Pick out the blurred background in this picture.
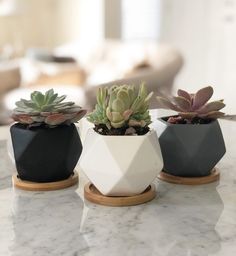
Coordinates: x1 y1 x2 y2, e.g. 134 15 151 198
0 0 235 124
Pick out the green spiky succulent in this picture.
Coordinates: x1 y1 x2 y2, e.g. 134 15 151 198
156 86 226 124
86 87 110 127
87 83 153 135
12 89 86 127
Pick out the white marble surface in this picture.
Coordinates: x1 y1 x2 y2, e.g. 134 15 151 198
0 118 236 256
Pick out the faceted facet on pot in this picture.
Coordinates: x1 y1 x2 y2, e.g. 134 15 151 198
155 119 226 177
79 129 163 196
10 123 82 182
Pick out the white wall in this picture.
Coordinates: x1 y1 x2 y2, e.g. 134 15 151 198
160 0 236 113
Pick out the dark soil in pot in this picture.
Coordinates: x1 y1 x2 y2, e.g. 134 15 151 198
157 117 226 177
163 115 213 124
10 123 82 182
94 124 150 135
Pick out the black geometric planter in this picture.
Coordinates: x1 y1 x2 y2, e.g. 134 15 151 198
155 118 226 177
10 123 82 182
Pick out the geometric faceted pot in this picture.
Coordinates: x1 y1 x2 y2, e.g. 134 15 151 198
155 118 226 177
10 123 82 183
79 129 163 196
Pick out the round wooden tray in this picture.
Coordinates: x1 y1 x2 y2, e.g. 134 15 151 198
12 172 78 191
84 183 156 207
158 168 220 185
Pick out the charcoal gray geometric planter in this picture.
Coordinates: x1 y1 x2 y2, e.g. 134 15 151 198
155 118 226 177
10 123 82 183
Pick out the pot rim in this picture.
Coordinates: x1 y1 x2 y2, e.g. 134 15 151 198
10 122 76 131
87 127 155 138
157 116 218 126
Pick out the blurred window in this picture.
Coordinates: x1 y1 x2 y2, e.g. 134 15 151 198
121 0 161 40
0 0 17 16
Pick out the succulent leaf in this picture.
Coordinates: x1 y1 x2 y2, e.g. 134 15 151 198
54 95 67 103
173 96 191 111
192 86 213 110
177 89 192 102
45 89 54 104
34 92 45 106
178 112 197 119
15 101 27 108
16 115 34 124
198 111 225 119
45 113 68 126
123 109 133 120
198 100 225 113
156 96 181 111
145 92 154 102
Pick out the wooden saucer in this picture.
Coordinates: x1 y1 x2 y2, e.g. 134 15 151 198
158 168 220 185
84 183 156 207
12 172 78 191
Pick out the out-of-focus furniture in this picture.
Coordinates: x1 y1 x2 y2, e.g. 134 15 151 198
0 60 21 98
21 49 87 87
2 40 183 118
83 45 183 110
55 40 184 110
0 60 21 124
55 40 184 87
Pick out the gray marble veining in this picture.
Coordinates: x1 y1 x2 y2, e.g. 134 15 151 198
0 119 236 256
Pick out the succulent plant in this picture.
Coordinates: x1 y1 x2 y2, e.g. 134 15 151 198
156 86 225 123
87 83 153 135
12 89 87 127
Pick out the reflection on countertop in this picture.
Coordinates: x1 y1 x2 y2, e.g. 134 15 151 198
0 119 235 256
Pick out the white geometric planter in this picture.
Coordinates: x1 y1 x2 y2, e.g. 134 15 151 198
79 129 163 196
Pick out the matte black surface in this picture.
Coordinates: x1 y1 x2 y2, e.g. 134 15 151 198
10 123 82 182
156 118 226 177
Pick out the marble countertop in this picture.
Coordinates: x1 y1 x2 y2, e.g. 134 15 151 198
0 118 236 256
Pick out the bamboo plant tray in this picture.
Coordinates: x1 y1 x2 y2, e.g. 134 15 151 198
158 168 220 185
12 172 78 191
84 183 156 207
